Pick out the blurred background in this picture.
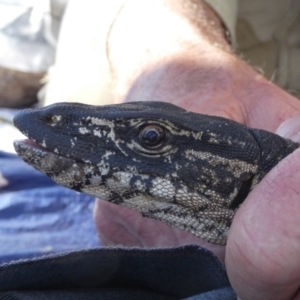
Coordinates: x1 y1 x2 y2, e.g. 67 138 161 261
0 0 101 264
1 0 300 264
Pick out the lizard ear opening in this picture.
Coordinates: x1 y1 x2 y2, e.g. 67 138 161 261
229 176 254 210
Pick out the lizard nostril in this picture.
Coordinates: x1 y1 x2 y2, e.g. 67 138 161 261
45 114 62 126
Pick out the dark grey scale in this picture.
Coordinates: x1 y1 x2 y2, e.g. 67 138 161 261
70 182 85 192
107 192 124 205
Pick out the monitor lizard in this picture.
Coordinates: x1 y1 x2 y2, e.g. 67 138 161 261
13 101 299 245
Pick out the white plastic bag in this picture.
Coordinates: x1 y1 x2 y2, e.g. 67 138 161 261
0 0 62 72
0 0 67 107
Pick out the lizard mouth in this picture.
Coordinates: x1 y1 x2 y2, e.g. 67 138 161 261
14 138 75 161
15 139 52 153
13 138 79 174
13 139 54 161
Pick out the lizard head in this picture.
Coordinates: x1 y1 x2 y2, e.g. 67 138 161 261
13 101 264 245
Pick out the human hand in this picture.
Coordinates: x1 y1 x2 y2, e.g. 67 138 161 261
93 0 300 298
226 116 300 300
93 73 300 300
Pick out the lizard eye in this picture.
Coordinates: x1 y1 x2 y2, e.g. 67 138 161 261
140 125 166 148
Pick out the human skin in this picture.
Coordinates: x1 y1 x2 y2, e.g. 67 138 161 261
93 0 300 299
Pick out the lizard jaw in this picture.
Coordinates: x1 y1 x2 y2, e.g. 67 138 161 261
13 139 119 202
14 139 80 176
13 139 94 192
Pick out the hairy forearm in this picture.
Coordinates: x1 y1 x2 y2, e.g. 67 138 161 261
106 0 300 132
107 0 232 101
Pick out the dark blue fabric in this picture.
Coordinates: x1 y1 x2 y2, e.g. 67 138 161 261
0 151 100 262
0 245 235 299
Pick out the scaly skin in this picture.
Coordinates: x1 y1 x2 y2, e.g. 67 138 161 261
13 101 299 245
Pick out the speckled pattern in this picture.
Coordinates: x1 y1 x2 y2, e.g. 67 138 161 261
13 101 299 245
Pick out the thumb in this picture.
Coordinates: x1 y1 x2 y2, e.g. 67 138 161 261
226 116 300 300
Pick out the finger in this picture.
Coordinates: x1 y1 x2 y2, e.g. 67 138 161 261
226 118 300 299
276 115 300 143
